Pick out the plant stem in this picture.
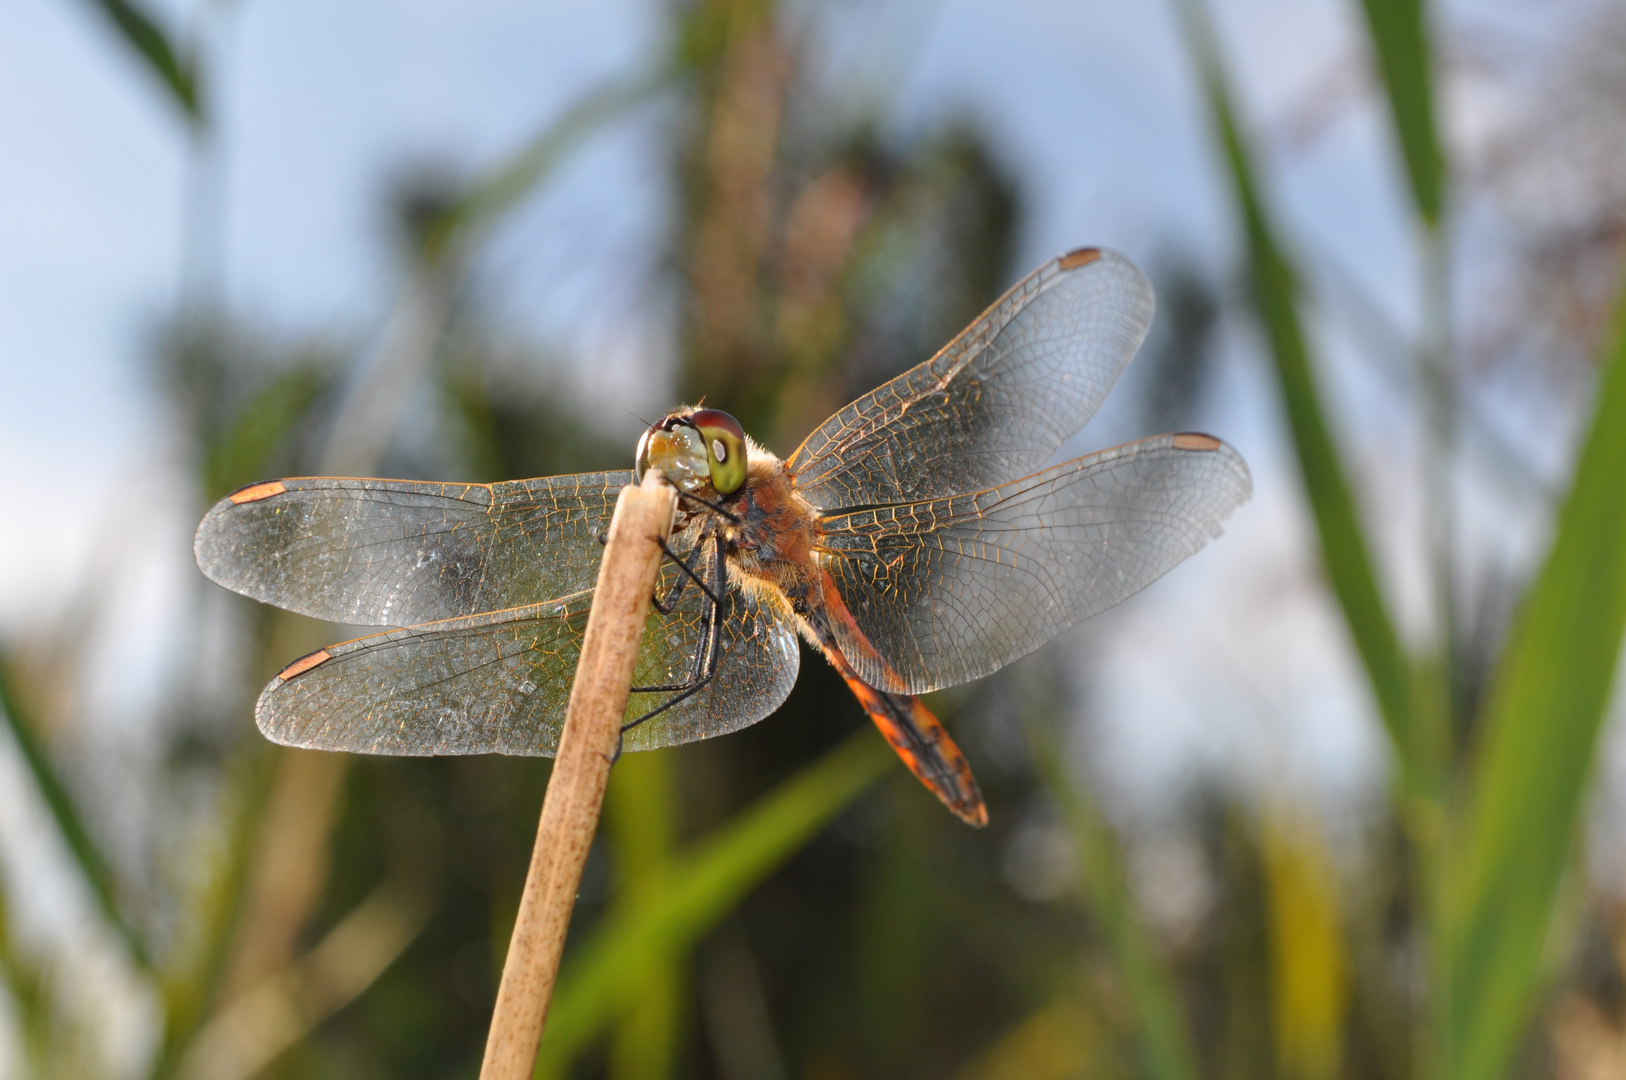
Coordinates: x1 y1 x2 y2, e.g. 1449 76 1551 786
480 472 676 1080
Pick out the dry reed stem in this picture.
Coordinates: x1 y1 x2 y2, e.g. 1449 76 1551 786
479 471 677 1080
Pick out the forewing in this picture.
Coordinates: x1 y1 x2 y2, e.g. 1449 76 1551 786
817 433 1251 693
788 249 1154 508
255 576 800 756
194 472 631 626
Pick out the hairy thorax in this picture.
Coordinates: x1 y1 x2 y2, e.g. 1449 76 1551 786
692 444 826 618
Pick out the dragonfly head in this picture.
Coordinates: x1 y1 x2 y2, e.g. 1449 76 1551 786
635 408 748 496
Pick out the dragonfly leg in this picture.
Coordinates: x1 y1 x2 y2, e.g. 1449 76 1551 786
630 539 726 694
652 536 727 611
650 537 705 615
684 535 728 685
622 538 728 737
633 536 719 693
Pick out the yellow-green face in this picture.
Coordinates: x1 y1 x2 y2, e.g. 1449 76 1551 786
634 408 748 495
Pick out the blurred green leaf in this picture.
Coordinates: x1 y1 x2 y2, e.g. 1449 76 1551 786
674 0 773 72
172 867 437 1080
202 364 325 501
424 71 672 260
76 0 203 122
0 881 53 1072
150 747 279 1080
954 995 1113 1080
1261 812 1348 1080
533 731 891 1078
603 750 684 1080
424 0 772 261
1174 0 1416 770
1352 0 1442 224
0 655 151 971
1446 269 1626 1080
1029 722 1197 1080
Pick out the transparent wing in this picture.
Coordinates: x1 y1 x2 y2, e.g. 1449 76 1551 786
254 574 800 756
816 434 1251 694
194 472 632 626
787 248 1154 508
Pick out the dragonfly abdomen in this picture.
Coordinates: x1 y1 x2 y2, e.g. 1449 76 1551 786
790 564 988 827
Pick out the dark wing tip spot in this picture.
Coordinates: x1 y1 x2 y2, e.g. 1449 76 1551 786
229 480 288 505
1059 247 1103 270
277 649 332 682
1171 432 1223 452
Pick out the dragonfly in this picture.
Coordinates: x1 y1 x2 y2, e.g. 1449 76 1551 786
194 248 1250 827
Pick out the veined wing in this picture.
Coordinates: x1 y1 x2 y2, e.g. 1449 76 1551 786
194 472 631 626
787 248 1153 509
816 433 1251 694
255 574 800 756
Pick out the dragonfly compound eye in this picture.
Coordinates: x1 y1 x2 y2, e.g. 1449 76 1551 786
689 408 747 494
636 416 712 492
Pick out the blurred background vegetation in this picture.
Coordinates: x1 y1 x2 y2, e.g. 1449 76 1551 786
3 0 1626 1078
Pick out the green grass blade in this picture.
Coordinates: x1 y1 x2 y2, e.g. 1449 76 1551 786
76 0 202 121
1352 0 1442 224
1446 271 1626 1080
1173 0 1416 765
1030 727 1197 1080
0 654 151 970
533 731 892 1078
